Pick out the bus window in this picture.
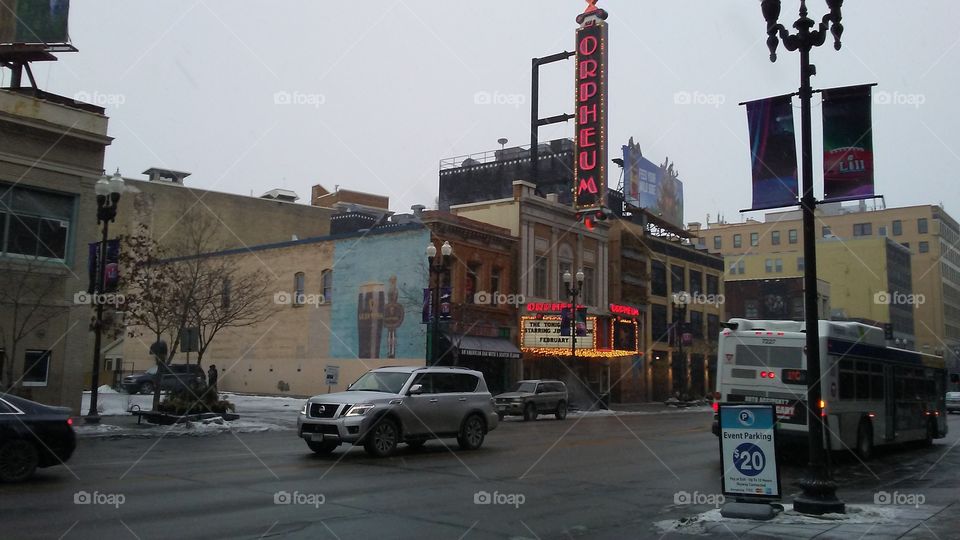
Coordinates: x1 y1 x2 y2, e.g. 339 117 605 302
870 372 884 399
839 368 855 400
856 371 870 400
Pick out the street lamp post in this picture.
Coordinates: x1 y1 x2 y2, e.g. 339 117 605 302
563 269 585 361
761 0 845 515
426 241 453 366
85 169 124 424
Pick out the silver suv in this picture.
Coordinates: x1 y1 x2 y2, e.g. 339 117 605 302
495 380 568 421
297 366 499 457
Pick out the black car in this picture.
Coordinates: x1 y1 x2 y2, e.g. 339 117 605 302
0 395 76 482
122 363 206 394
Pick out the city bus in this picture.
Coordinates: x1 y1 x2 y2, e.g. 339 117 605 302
711 318 948 459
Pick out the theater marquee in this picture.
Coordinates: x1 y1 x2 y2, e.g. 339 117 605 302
573 3 609 211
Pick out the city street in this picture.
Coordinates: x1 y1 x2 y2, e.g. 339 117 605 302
3 410 958 539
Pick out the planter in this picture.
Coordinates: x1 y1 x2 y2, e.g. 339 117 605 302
131 411 240 425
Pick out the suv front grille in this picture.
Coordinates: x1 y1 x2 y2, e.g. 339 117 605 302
309 403 341 418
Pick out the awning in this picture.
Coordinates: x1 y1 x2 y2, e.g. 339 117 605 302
447 334 522 360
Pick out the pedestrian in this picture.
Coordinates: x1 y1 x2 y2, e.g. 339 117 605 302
207 364 218 390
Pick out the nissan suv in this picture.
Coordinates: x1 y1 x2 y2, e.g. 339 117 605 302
494 380 568 421
297 366 499 457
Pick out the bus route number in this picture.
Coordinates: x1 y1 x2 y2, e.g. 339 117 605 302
761 338 776 345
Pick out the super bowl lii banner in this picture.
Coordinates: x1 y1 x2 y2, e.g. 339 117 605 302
822 84 875 202
745 95 799 210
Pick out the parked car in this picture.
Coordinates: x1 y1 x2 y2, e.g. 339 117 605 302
122 363 206 394
947 392 960 414
494 380 568 421
297 366 498 457
0 395 76 482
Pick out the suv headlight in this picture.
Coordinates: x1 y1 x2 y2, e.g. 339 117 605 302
300 402 308 415
345 403 374 417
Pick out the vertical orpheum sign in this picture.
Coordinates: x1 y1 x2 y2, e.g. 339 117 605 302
573 2 609 211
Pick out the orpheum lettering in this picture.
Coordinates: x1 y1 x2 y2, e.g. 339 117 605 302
573 19 608 211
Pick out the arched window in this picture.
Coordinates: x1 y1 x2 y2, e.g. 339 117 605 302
320 269 332 304
294 272 305 306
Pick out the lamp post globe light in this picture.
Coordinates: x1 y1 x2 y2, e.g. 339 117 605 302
426 240 453 365
760 0 845 515
86 169 124 424
563 269 585 362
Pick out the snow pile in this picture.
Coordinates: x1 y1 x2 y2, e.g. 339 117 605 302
654 504 905 536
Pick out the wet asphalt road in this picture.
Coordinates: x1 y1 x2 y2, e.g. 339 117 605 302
2 410 958 539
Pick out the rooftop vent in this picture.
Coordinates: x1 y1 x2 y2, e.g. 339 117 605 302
143 167 191 184
260 189 299 202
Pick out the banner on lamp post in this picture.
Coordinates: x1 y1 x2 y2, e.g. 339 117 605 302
822 84 875 202
744 94 799 210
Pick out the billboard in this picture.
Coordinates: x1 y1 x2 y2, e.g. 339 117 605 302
744 95 799 210
0 0 71 45
622 139 684 229
573 14 608 211
822 84 875 202
330 228 430 360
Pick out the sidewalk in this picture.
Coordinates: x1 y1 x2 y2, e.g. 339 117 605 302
656 500 959 539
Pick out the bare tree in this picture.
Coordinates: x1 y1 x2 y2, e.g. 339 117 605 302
0 257 66 393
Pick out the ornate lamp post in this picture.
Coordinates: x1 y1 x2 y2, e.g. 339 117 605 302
562 269 585 361
85 169 124 424
426 241 453 365
760 0 845 515
672 292 690 398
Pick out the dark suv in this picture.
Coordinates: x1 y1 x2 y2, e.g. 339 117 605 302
297 366 498 457
121 364 206 394
494 380 568 421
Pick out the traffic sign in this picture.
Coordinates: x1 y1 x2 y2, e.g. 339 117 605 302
718 404 781 500
324 365 339 386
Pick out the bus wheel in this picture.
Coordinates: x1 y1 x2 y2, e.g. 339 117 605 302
923 419 936 446
856 421 874 461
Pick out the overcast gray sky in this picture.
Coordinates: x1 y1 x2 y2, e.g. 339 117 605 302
19 0 960 225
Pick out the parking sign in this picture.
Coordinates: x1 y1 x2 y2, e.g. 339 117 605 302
324 365 339 386
718 404 781 499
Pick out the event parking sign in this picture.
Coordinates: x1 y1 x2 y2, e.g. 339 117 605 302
718 404 781 499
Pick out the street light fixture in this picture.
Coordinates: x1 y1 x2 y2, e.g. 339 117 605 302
86 169 124 424
426 240 453 365
760 0 845 516
563 269 585 361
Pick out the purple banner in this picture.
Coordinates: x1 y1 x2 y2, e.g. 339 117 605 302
745 95 799 210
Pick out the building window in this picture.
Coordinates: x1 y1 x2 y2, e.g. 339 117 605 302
22 350 50 386
737 260 745 274
765 259 773 273
713 236 722 250
750 232 759 247
853 223 872 236
791 297 804 319
878 225 887 237
690 311 704 339
707 314 720 342
788 229 798 244
0 184 74 261
919 241 929 254
466 263 481 303
771 231 780 245
321 269 333 303
733 234 742 248
706 274 719 296
892 220 902 236
581 267 596 306
901 242 910 250
689 270 703 295
651 261 667 297
533 256 549 298
745 299 759 319
221 278 231 309
918 218 928 234
775 258 783 273
652 304 669 343
728 263 737 275
671 265 685 293
490 268 502 304
797 257 805 271
293 272 305 306
822 226 832 237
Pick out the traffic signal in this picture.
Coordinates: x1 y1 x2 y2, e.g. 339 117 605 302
576 209 609 231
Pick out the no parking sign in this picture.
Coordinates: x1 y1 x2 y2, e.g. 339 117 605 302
718 404 781 499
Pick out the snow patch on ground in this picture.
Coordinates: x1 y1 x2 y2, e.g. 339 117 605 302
654 504 907 535
571 406 713 417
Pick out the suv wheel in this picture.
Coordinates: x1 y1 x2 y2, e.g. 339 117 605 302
523 403 537 422
0 439 38 483
307 441 338 455
856 421 874 461
364 417 399 457
139 381 154 395
457 414 486 450
555 401 568 420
